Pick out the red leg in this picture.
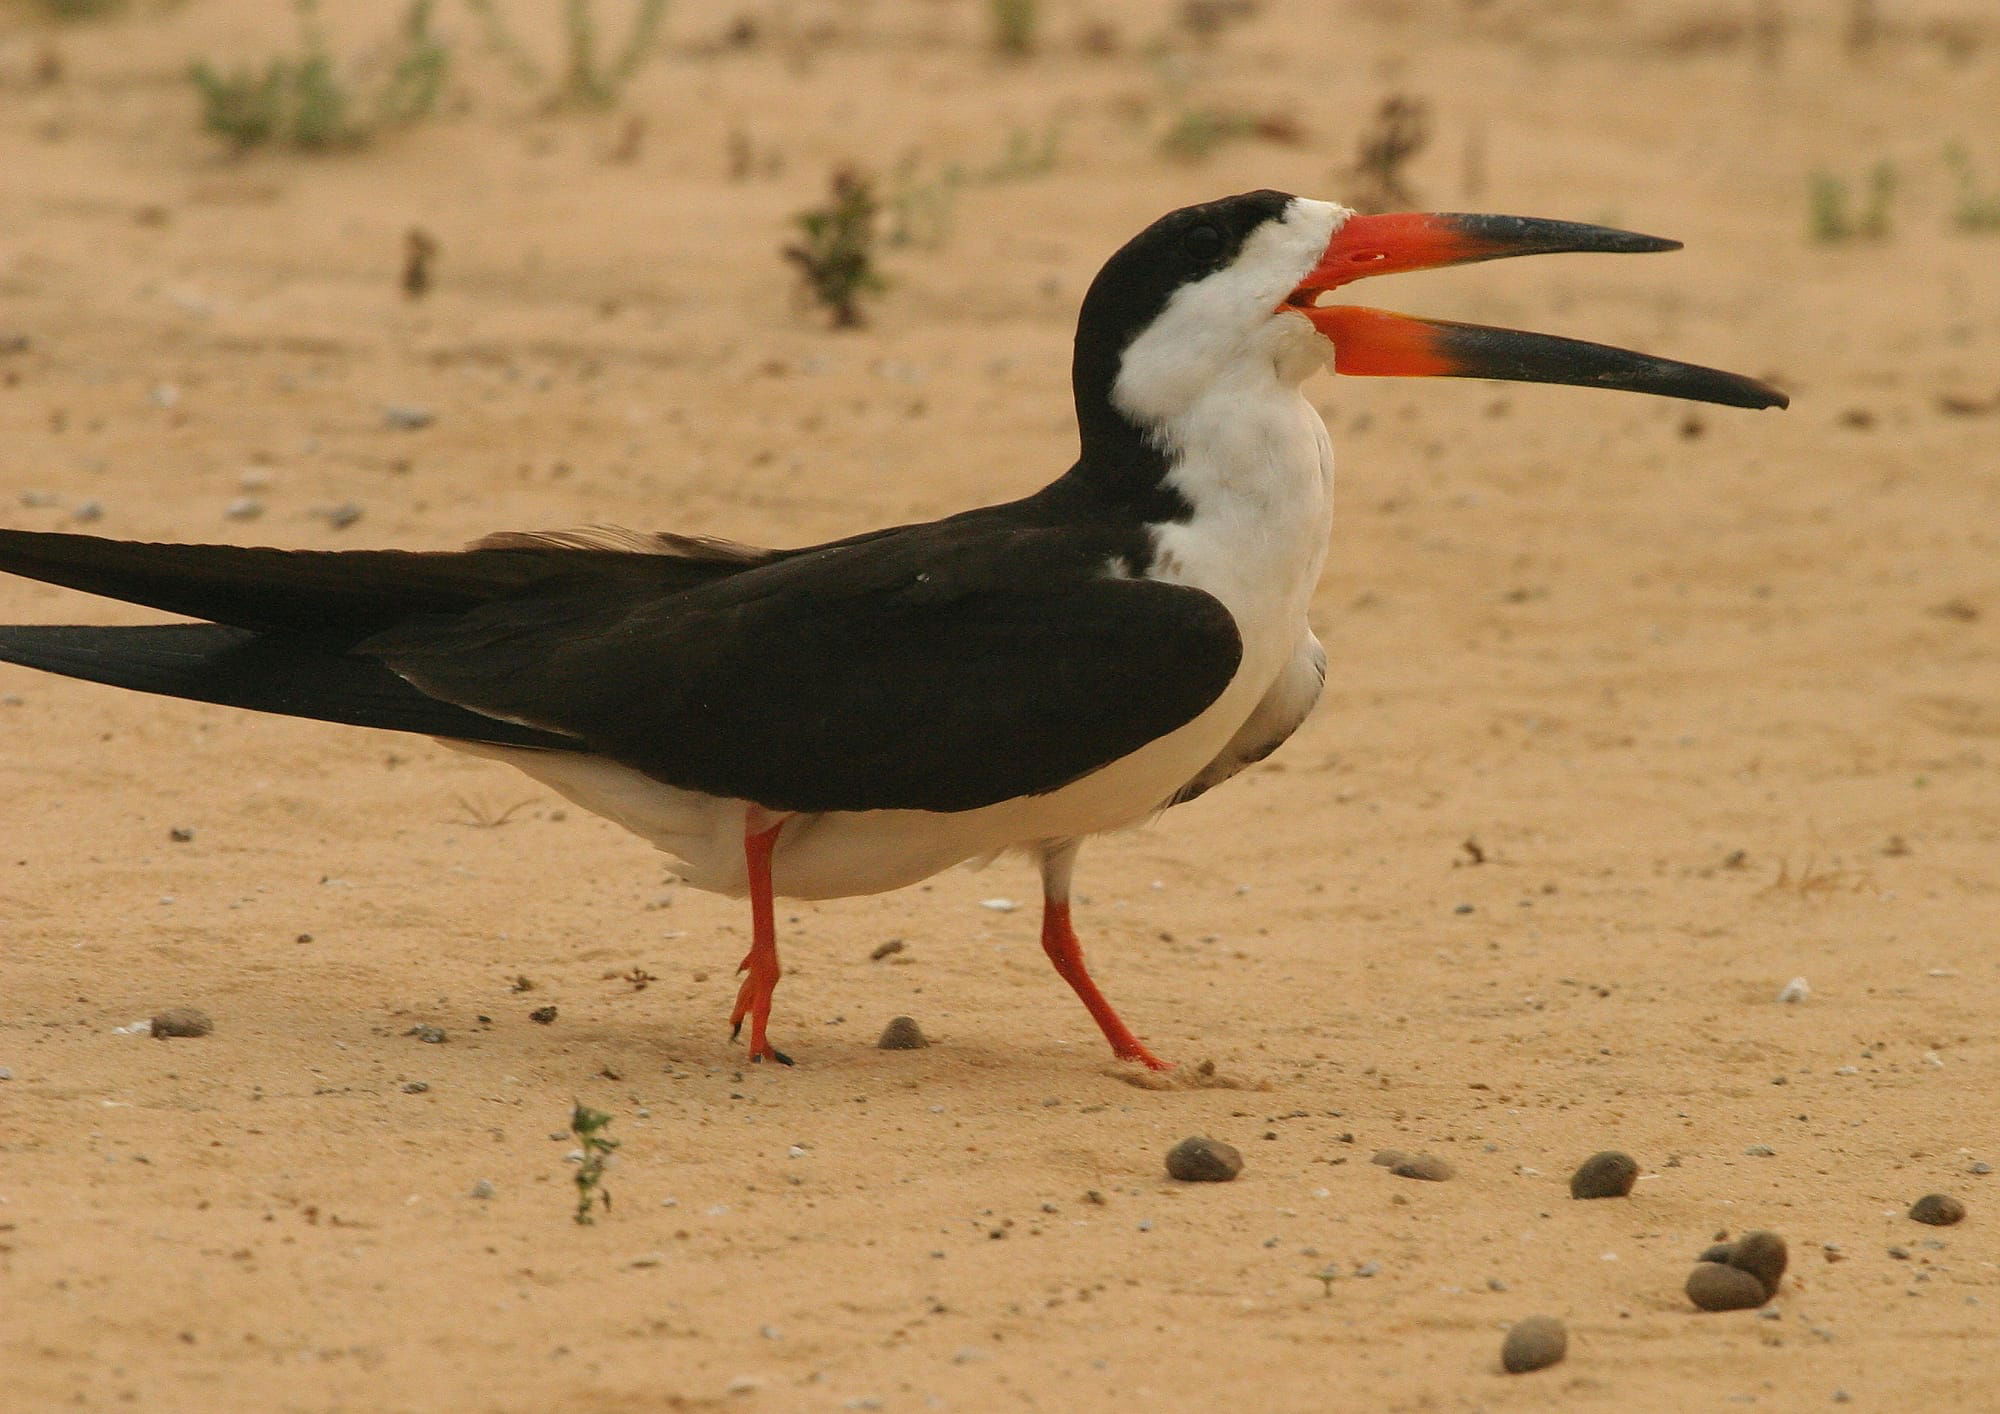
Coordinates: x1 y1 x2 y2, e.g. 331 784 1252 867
728 811 791 1065
1038 843 1170 1070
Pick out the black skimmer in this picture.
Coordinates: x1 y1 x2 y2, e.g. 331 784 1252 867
0 192 1784 1068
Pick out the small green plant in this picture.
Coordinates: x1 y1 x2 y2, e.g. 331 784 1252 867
990 0 1036 58
569 1102 619 1224
1944 145 2000 233
1808 160 1896 243
885 122 1062 249
784 168 886 329
464 0 668 108
35 0 124 17
189 0 448 152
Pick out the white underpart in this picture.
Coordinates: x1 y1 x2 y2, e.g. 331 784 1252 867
457 198 1351 900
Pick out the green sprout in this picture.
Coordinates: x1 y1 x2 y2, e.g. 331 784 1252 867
570 1102 619 1225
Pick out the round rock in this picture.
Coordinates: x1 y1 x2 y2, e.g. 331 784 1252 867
1909 1193 1966 1227
1570 1150 1639 1199
1390 1153 1453 1182
876 1015 929 1050
149 1007 213 1039
1165 1136 1243 1183
1728 1230 1788 1298
1686 1261 1768 1311
1500 1315 1567 1374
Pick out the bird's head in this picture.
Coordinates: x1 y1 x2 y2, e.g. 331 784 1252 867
1076 190 1785 447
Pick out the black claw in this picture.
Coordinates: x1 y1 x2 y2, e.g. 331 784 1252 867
773 1048 794 1067
730 1020 743 1041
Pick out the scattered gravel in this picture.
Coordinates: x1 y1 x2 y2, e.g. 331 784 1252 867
1909 1193 1966 1227
1500 1315 1567 1373
877 1015 928 1050
1570 1150 1639 1199
1390 1153 1453 1182
1686 1261 1769 1311
149 1007 212 1039
1165 1136 1243 1183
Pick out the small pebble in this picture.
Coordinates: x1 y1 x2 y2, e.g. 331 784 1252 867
1370 1148 1407 1168
1744 1144 1776 1157
223 497 264 521
383 404 435 430
401 1080 429 1093
470 1179 495 1199
1776 976 1810 1004
0 1067 16 1081
1972 1162 1993 1176
1686 1261 1769 1311
1570 1150 1639 1199
407 1024 447 1044
1500 1315 1567 1374
315 501 364 531
1390 1153 1453 1182
1165 1136 1243 1183
869 938 905 961
72 499 104 523
169 826 194 843
149 1007 213 1039
1729 1230 1789 1297
877 1015 928 1050
1909 1193 1966 1227
528 1005 558 1025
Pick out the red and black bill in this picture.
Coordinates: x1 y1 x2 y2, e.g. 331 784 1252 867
1288 212 1788 411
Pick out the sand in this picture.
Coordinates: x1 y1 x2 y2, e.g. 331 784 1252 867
2 1 1997 1408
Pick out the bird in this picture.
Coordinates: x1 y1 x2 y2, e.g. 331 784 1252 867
0 191 1785 1068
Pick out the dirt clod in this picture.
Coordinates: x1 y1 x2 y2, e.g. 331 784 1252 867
1686 1261 1768 1311
1570 1150 1639 1198
1390 1153 1453 1181
1500 1315 1567 1373
528 1005 558 1025
149 1007 213 1039
1165 1136 1243 1183
877 1015 928 1050
1727 1230 1788 1298
1909 1193 1966 1226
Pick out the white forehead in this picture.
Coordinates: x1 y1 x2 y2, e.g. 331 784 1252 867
1111 197 1351 429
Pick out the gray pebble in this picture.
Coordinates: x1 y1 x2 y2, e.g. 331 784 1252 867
1570 1150 1639 1199
401 1080 429 1093
149 1007 213 1039
1390 1153 1453 1182
1165 1136 1243 1183
1729 1230 1789 1298
383 404 435 430
1370 1148 1407 1168
1686 1261 1768 1311
470 1179 496 1199
406 1024 447 1044
1909 1193 1966 1227
316 501 364 531
1500 1315 1567 1373
223 496 264 521
72 500 104 523
877 1015 928 1050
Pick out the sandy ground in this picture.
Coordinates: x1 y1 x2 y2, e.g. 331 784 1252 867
2 1 1999 1409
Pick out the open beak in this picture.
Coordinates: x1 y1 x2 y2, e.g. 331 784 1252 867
1286 212 1788 410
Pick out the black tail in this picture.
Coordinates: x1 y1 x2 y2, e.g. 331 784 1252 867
0 527 762 638
0 623 579 749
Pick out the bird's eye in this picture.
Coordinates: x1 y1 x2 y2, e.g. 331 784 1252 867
1183 224 1224 263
